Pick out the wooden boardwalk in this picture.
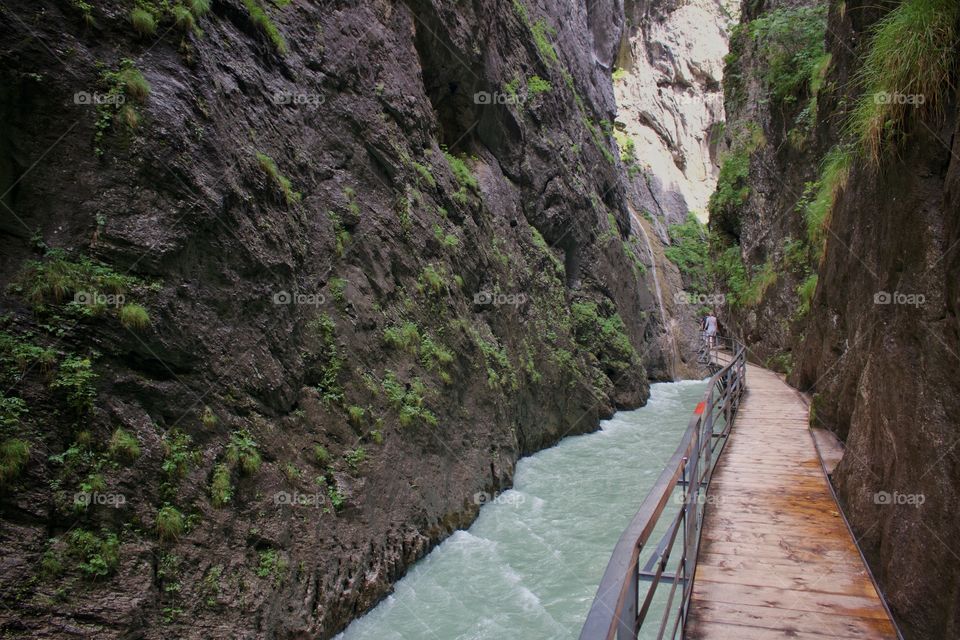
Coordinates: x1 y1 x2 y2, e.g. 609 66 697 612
687 362 898 639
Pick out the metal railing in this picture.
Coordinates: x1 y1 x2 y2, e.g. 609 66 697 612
579 336 747 640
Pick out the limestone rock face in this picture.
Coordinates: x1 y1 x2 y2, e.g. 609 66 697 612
615 0 739 223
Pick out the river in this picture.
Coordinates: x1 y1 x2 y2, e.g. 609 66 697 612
336 378 708 640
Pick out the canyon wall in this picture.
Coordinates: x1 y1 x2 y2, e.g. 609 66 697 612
0 0 692 637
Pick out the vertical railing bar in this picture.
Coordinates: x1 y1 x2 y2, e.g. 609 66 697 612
636 496 686 628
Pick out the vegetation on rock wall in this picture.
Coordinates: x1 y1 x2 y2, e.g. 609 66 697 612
0 0 661 635
664 214 709 294
848 0 959 163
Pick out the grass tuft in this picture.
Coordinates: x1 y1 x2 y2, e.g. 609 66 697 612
0 439 30 485
443 151 479 200
130 8 157 36
210 464 232 507
242 0 288 54
848 0 959 163
804 145 852 257
202 406 217 429
119 67 151 103
314 444 330 465
119 303 150 330
383 322 421 353
189 0 212 17
108 427 140 462
156 505 184 541
171 5 197 33
797 274 818 316
255 151 301 205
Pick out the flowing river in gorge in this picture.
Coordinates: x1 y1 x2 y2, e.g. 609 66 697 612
337 378 708 640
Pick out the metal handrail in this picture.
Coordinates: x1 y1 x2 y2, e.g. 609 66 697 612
579 336 747 640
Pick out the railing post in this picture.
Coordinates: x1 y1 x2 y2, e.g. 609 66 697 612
617 563 638 640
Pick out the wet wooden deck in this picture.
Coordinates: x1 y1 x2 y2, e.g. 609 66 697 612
687 362 898 639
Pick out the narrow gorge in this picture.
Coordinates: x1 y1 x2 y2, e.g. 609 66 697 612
0 0 956 639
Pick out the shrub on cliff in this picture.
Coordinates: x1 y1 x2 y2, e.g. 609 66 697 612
225 429 261 475
746 5 827 105
570 301 637 375
664 214 710 293
69 529 120 578
709 124 764 238
51 356 98 414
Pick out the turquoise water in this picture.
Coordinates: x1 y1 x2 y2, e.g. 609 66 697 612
336 379 708 640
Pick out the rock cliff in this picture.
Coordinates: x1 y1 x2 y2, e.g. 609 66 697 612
0 0 693 637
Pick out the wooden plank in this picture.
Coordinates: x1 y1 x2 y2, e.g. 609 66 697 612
686 618 850 639
690 600 896 637
697 552 867 574
691 581 892 619
689 362 898 638
694 565 877 596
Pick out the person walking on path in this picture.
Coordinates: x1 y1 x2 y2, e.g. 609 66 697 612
704 310 718 348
